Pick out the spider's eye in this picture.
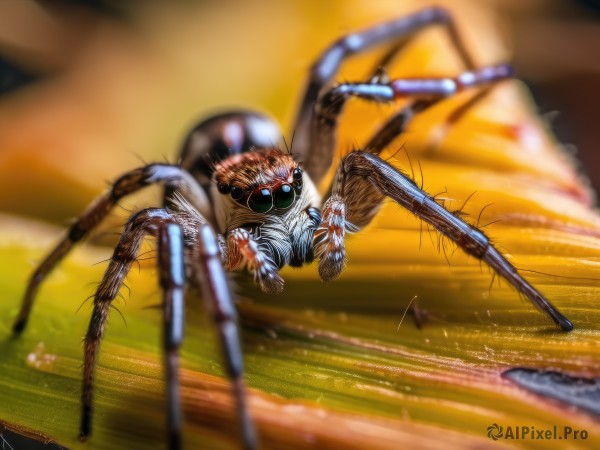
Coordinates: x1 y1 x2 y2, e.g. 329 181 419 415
292 167 303 180
248 188 273 213
292 167 303 194
217 182 230 194
230 186 244 200
274 184 295 209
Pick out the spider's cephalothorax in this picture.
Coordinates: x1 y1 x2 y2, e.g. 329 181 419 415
13 7 574 450
210 148 321 281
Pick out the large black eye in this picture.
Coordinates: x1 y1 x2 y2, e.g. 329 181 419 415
274 184 295 209
248 188 273 213
292 167 303 194
217 182 230 194
230 186 244 200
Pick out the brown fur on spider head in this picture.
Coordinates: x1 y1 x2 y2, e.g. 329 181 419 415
213 148 305 214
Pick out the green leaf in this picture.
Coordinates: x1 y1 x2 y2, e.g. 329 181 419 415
2 206 600 450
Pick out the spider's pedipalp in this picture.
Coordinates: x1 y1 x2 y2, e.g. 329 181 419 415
314 195 347 281
225 228 284 294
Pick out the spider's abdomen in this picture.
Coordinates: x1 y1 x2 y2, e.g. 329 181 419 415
178 111 281 191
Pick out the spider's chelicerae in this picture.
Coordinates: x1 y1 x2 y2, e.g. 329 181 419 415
13 7 573 450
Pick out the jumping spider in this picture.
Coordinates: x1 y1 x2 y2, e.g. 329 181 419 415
13 7 573 450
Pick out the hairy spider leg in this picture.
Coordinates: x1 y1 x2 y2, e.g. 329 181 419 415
13 164 211 334
81 209 256 450
159 223 186 450
81 208 172 442
294 6 477 180
363 14 511 148
196 225 257 450
315 151 573 331
364 71 513 155
309 63 512 183
363 99 436 153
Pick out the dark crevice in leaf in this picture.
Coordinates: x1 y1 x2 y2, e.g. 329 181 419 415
502 367 600 416
0 424 66 450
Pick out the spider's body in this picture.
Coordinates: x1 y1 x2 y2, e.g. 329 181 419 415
13 7 574 450
179 143 323 294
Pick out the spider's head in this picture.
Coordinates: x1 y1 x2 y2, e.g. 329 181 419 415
212 148 304 215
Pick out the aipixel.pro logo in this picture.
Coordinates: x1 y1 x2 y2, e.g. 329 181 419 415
486 424 588 441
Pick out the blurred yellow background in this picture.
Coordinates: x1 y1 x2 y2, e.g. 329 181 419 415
1 0 599 223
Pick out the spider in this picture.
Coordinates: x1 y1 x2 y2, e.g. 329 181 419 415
12 6 573 450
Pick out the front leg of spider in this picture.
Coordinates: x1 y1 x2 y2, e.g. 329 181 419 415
195 225 257 450
80 208 256 450
158 223 186 450
13 163 210 334
316 151 573 332
80 208 175 442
